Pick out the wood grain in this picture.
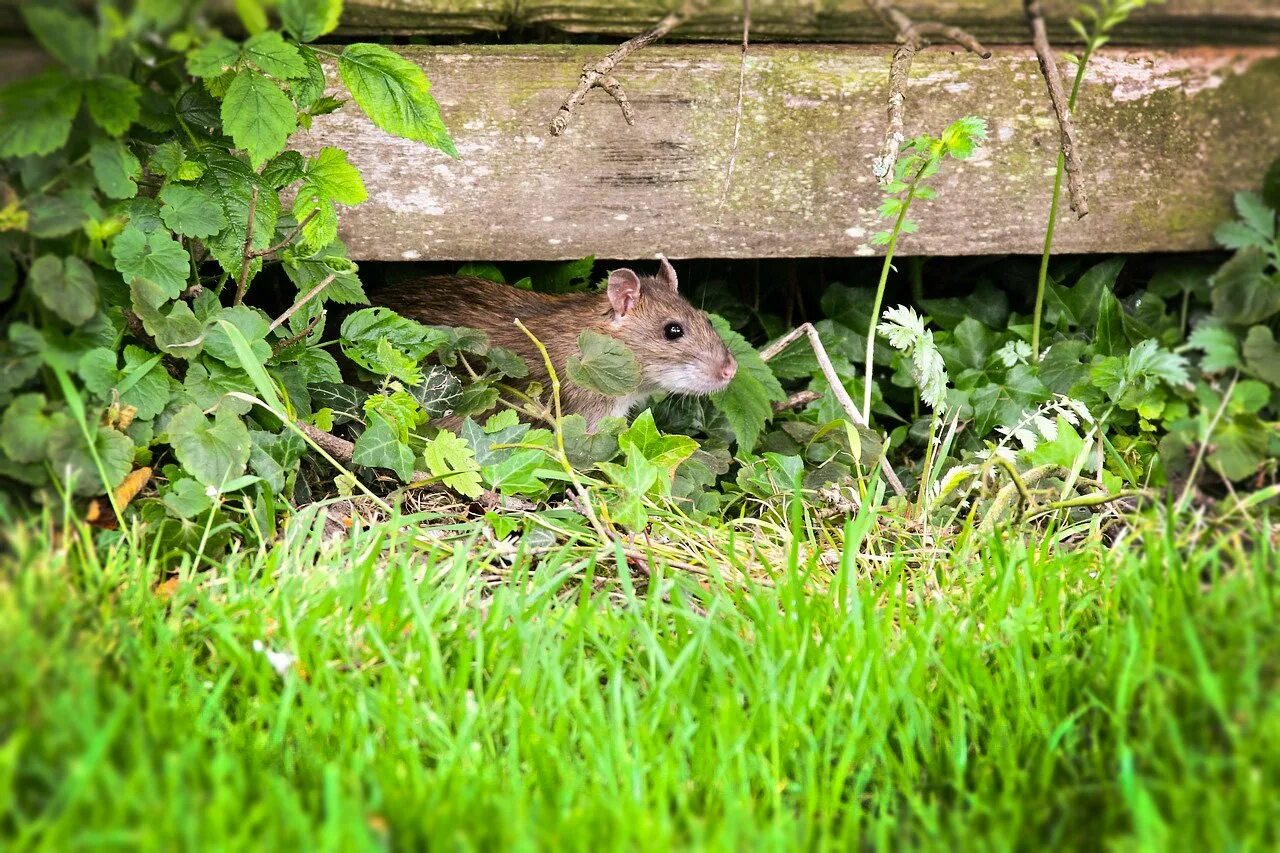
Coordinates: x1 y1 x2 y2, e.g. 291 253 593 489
1 0 1279 42
285 45 1280 260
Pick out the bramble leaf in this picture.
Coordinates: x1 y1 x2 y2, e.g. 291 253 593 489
22 7 97 75
338 43 457 158
241 32 308 79
281 0 343 43
221 70 297 168
0 71 82 158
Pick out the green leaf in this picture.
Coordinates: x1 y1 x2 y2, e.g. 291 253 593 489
159 184 228 239
281 0 343 42
1242 325 1280 385
708 314 785 453
1263 156 1280 211
188 37 242 78
565 330 642 397
221 70 297 168
1234 191 1276 240
234 0 269 34
29 255 97 326
598 446 661 530
118 346 171 420
46 419 134 496
163 477 213 519
1 394 56 464
84 75 141 136
411 365 463 418
22 7 97 75
167 404 252 488
112 226 190 298
1186 324 1240 373
130 279 206 359
338 43 457 158
198 151 279 281
1212 247 1280 326
363 390 424 443
461 414 554 496
0 71 82 157
562 414 623 469
1209 413 1269 481
618 409 697 471
241 31 308 79
89 138 141 199
262 150 307 188
204 307 272 369
351 417 415 481
340 307 446 375
422 429 483 498
304 147 367 205
1025 415 1089 471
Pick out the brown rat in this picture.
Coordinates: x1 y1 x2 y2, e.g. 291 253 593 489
371 256 737 430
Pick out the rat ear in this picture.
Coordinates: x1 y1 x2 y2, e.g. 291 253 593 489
656 254 679 292
607 268 642 317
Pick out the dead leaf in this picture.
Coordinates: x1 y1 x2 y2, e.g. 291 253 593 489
155 577 180 601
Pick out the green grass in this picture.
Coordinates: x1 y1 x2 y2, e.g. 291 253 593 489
1 506 1278 850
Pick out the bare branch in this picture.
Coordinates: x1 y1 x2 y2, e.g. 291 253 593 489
250 209 320 259
773 389 821 414
271 312 322 356
550 0 709 136
233 185 258 307
1024 0 1089 218
761 323 907 497
865 0 991 183
269 272 336 332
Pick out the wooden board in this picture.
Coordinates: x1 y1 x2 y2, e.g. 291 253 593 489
280 45 1280 260
2 1 1279 43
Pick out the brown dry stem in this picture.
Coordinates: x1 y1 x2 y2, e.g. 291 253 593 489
1024 0 1088 218
550 0 709 136
865 0 991 183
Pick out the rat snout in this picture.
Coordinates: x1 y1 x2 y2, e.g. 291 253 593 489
718 354 737 383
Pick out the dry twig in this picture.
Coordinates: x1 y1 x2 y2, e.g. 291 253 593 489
1024 0 1088 218
773 389 822 414
761 323 907 497
550 0 709 136
865 0 991 182
269 272 336 332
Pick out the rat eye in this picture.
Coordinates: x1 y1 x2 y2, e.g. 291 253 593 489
663 322 684 341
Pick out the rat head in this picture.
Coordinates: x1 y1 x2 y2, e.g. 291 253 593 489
603 256 737 395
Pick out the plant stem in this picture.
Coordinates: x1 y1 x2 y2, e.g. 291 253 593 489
864 164 925 420
1031 49 1093 361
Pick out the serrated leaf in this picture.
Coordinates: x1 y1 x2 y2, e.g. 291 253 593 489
1234 191 1276 240
1186 324 1240 373
338 43 457 158
261 150 306 188
22 7 97 75
198 151 279 281
304 147 367 205
89 139 141 199
0 71 82 158
188 37 242 78
85 75 141 136
29 255 97 326
1211 247 1280 325
163 477 212 518
281 0 343 43
351 416 415 481
168 404 252 487
422 429 483 497
1242 325 1280 385
565 330 642 397
221 70 297 168
242 31 308 79
618 409 697 472
130 279 205 359
112 226 189 298
340 307 446 375
159 184 227 239
363 390 424 443
707 314 784 452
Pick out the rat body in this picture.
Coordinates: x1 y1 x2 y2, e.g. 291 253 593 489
372 257 737 429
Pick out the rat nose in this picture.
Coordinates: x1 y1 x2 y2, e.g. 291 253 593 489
719 355 737 382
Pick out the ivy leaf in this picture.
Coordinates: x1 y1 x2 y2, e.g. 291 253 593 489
22 7 97 75
112 226 190 298
618 409 698 472
167 404 252 488
351 417 415 481
29 255 97 326
281 0 343 43
0 71 83 157
84 75 141 136
89 138 141 199
598 447 661 530
221 70 297 168
338 43 457 158
241 31 308 79
159 184 227 239
461 414 554 496
411 365 463 418
565 330 642 396
422 430 483 498
562 414 623 469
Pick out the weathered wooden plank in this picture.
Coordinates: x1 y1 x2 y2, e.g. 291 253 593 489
1 0 1279 43
281 45 1280 260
